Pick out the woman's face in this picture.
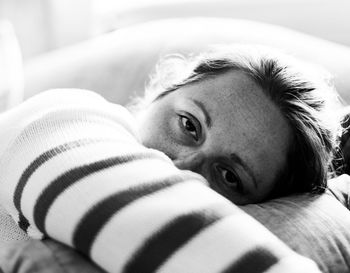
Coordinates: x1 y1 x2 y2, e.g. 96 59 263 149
137 70 292 204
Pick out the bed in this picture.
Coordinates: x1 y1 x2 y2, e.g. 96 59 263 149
1 17 350 273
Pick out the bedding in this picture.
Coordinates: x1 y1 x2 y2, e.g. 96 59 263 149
0 89 320 273
7 16 350 273
24 18 350 105
1 177 349 273
241 176 350 273
0 239 105 273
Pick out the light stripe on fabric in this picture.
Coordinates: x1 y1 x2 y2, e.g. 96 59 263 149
156 213 272 273
89 180 225 272
14 138 102 231
33 153 159 234
73 174 189 256
44 158 181 245
124 211 221 273
220 247 278 273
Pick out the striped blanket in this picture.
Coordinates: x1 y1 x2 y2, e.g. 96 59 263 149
0 89 320 273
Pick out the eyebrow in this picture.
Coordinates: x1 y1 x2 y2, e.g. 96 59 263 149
190 98 257 189
230 153 258 189
191 99 212 128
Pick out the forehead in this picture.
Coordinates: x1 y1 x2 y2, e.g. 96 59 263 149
177 70 292 193
180 70 286 132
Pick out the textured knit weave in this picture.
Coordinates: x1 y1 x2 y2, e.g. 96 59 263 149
0 205 29 243
0 89 320 273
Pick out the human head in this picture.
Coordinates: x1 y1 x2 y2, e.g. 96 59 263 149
132 45 340 203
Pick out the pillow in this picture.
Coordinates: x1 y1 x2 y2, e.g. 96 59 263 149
24 17 350 105
0 198 104 273
0 239 105 273
240 175 350 273
0 205 28 244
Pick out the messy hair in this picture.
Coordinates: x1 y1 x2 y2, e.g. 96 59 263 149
133 45 341 199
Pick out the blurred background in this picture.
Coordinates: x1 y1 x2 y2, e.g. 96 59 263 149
1 0 350 60
0 0 350 109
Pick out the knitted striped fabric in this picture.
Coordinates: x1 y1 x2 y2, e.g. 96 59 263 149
0 89 320 273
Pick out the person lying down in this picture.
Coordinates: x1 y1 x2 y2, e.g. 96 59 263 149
0 45 340 272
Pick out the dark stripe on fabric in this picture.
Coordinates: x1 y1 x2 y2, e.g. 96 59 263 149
124 210 222 273
33 152 161 234
73 174 190 256
220 247 278 273
14 138 99 232
18 213 30 231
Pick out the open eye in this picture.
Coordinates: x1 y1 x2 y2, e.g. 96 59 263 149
218 167 242 191
179 115 199 141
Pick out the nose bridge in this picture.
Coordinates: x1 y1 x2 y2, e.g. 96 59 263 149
173 150 205 171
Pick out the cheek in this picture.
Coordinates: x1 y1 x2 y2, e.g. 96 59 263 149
138 107 179 159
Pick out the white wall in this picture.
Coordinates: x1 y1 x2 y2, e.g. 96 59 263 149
0 0 93 60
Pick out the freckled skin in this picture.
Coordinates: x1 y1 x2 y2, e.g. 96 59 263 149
136 71 292 205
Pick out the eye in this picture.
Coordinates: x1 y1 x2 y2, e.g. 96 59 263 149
218 167 243 192
179 115 199 141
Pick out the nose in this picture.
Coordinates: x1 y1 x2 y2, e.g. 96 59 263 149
173 152 205 172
